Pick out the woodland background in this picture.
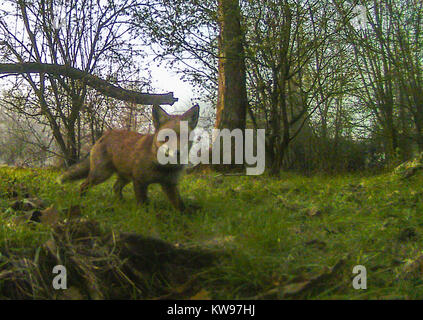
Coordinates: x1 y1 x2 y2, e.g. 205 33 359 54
0 0 420 175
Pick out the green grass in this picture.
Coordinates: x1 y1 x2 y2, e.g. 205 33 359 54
1 166 423 299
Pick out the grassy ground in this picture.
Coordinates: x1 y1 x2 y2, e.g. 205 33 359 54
1 165 423 299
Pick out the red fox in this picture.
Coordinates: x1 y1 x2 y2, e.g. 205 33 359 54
58 104 200 211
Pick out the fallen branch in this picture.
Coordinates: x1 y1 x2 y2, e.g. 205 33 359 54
0 63 178 105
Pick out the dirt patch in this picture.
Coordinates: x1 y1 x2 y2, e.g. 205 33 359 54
0 217 220 299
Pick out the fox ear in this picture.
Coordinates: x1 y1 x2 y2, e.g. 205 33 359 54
152 105 170 129
181 104 200 129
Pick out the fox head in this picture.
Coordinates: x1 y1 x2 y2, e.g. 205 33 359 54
152 104 200 165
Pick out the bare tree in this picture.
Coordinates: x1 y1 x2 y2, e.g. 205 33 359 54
244 0 346 174
0 0 156 165
336 0 423 164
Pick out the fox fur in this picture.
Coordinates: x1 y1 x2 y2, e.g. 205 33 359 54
58 104 200 211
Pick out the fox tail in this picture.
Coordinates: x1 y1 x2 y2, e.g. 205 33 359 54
57 157 90 184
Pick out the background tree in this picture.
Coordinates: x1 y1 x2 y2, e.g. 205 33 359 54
215 0 247 132
0 0 145 165
244 0 349 174
336 0 423 166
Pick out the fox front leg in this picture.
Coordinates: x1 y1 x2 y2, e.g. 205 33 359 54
161 183 186 212
133 180 149 205
113 176 129 199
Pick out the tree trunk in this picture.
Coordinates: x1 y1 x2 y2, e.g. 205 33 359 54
213 0 247 172
215 0 247 130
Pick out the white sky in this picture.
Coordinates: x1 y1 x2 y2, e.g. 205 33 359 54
149 64 196 113
148 63 214 129
0 0 214 124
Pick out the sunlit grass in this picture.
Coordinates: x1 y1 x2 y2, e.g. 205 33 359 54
1 166 423 299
